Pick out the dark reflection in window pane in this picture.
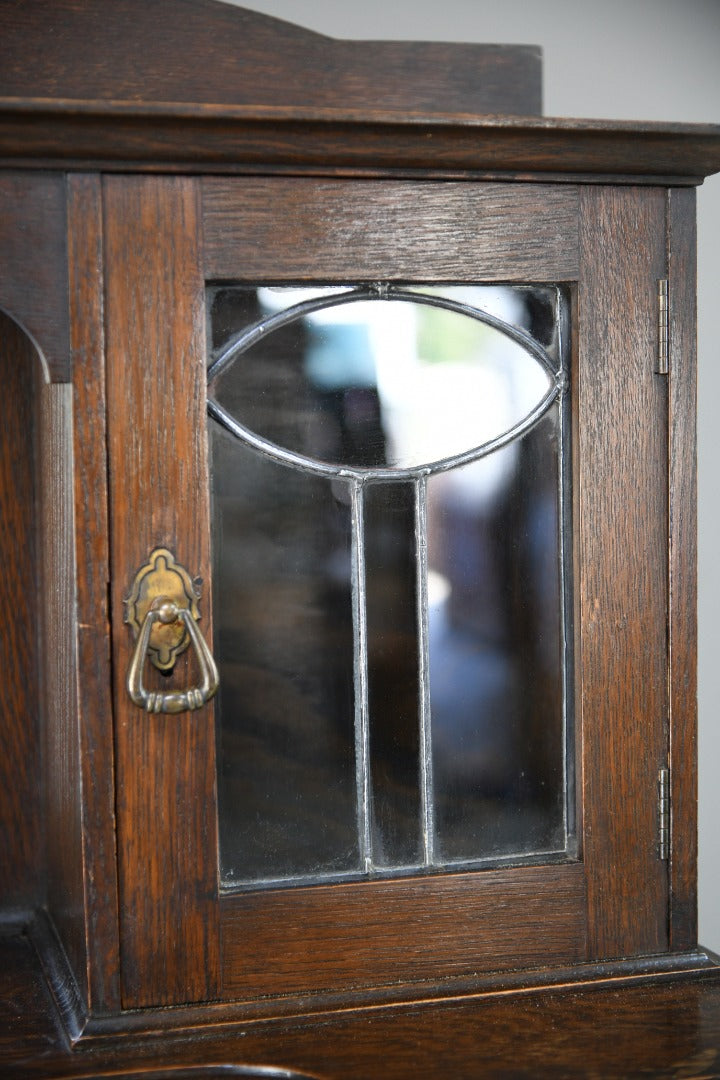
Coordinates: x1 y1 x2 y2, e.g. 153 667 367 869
428 408 566 861
211 422 358 885
365 483 422 867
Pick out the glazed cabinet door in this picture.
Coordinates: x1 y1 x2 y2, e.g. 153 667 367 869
104 175 672 1011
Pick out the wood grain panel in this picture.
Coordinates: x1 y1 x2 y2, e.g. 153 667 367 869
578 186 669 959
2 925 720 1077
104 176 219 1008
203 179 580 282
66 174 121 1011
0 314 43 916
221 864 586 998
2 108 720 186
0 172 69 381
0 0 541 117
40 382 86 1008
667 187 698 951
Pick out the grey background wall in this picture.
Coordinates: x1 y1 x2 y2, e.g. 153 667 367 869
224 0 720 952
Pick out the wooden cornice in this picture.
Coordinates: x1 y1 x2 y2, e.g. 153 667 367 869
1 1 719 183
1 99 720 184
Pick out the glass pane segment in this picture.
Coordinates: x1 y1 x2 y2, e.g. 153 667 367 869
364 482 422 868
209 286 553 472
211 421 358 885
429 408 567 861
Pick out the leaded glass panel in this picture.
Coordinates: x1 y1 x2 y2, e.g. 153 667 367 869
207 283 572 889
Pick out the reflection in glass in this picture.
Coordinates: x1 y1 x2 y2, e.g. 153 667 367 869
209 286 553 473
365 483 422 867
208 283 572 889
211 424 358 884
428 411 566 861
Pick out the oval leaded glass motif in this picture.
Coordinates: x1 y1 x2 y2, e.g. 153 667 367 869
207 286 563 478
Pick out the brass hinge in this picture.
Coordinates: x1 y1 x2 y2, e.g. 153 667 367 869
656 278 669 375
658 766 670 860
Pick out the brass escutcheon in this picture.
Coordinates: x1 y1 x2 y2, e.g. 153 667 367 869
125 548 201 672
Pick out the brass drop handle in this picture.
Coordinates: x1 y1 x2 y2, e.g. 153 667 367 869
125 548 219 714
127 597 219 714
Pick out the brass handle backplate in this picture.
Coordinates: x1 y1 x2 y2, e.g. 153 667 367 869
125 548 219 714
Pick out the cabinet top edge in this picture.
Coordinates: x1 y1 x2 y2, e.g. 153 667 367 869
1 96 719 136
1 100 719 183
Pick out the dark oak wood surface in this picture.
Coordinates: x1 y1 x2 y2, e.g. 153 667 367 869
0 172 69 381
578 186 669 958
0 0 542 118
667 188 699 952
221 864 586 998
202 178 580 282
66 174 121 1014
2 930 720 1079
40 379 86 1015
0 317 43 919
0 0 717 185
104 176 219 1009
2 105 720 183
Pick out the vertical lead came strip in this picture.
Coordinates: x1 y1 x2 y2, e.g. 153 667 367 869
416 475 435 866
557 288 571 851
351 477 372 872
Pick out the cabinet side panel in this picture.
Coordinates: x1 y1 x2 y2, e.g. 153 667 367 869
667 186 698 951
67 173 121 1011
579 186 669 958
41 381 86 1005
104 175 220 1008
0 314 43 917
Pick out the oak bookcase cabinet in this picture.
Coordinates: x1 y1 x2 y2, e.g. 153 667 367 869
2 2 720 1076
